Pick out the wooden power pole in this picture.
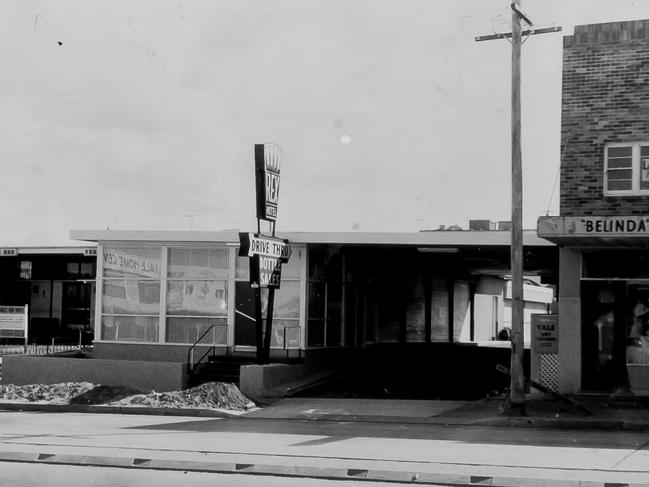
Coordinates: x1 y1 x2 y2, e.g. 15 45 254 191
476 2 560 415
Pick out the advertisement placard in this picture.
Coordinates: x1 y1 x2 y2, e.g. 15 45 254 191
239 233 291 289
531 313 558 354
255 143 282 222
0 305 28 341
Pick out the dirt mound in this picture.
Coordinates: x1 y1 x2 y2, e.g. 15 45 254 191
0 381 256 411
112 382 256 410
0 382 95 403
70 385 143 405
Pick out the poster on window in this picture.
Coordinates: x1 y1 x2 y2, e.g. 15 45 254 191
103 248 161 278
168 281 227 315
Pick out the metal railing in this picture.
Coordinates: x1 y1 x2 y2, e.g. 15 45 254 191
186 324 228 375
0 330 92 357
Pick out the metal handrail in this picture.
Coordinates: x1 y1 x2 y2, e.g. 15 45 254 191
186 324 228 375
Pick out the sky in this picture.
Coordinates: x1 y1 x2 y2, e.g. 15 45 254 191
2 0 649 245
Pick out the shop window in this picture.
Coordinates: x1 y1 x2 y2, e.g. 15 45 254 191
235 256 250 280
307 249 344 348
80 262 94 277
168 248 228 280
103 247 162 279
66 261 95 279
19 261 32 279
101 315 158 342
67 262 80 276
234 248 303 350
165 247 229 344
102 280 161 315
167 317 227 345
166 280 228 317
100 246 162 343
604 143 649 195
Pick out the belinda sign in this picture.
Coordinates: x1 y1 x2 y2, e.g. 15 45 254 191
538 216 649 238
582 217 649 233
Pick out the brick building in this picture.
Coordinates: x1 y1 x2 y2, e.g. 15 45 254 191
539 20 649 394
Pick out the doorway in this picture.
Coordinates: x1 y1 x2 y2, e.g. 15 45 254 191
581 281 628 391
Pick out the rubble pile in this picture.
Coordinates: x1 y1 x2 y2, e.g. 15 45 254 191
0 381 256 411
0 382 94 403
69 385 143 405
112 382 256 411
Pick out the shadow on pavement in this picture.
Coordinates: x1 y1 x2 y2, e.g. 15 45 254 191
123 416 649 450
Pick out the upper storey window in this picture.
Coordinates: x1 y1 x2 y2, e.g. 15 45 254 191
605 143 649 195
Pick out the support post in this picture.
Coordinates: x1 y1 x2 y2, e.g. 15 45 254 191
263 287 276 363
474 1 562 415
508 0 526 415
255 287 264 364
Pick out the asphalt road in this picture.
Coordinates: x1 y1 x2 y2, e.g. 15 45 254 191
1 411 649 485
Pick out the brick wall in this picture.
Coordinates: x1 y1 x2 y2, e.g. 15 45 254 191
561 20 649 215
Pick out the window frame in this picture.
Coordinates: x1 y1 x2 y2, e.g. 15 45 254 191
604 142 649 196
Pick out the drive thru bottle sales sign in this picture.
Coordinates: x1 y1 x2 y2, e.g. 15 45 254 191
239 233 291 288
255 143 282 222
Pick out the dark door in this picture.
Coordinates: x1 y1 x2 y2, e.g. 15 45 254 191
61 282 92 337
234 281 257 346
581 281 628 391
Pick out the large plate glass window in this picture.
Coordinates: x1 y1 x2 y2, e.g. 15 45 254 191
166 248 229 345
101 247 162 342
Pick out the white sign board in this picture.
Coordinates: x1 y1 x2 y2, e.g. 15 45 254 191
0 305 28 341
246 234 291 260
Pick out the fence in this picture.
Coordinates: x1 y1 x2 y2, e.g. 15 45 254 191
0 343 90 357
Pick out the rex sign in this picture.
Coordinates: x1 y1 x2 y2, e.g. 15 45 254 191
239 233 291 289
255 143 282 222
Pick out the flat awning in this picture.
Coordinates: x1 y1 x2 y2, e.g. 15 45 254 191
538 216 649 247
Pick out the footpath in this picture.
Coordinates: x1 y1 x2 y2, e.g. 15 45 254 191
2 393 649 486
1 389 648 430
242 392 649 430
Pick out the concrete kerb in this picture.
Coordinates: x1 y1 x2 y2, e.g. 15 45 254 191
0 402 240 418
0 450 630 487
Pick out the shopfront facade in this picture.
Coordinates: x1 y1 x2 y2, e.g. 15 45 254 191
72 229 556 369
538 19 649 394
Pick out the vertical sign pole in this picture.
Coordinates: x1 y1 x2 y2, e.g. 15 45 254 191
255 286 264 364
509 0 526 415
264 288 275 363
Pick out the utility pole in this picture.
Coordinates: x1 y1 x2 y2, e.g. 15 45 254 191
476 2 560 415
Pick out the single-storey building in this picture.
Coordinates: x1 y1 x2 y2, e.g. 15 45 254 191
44 227 557 396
